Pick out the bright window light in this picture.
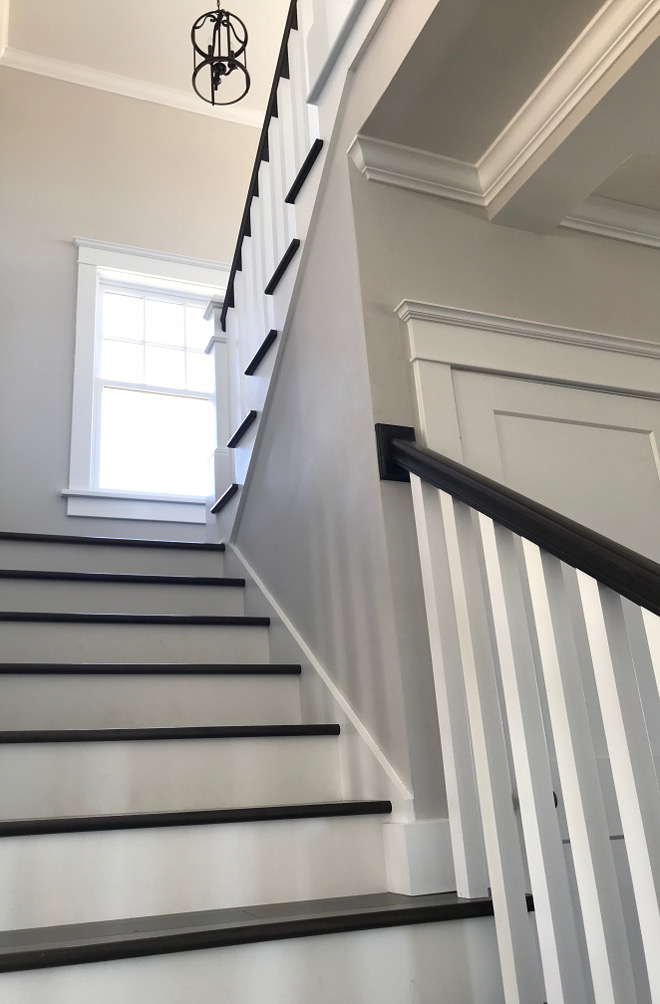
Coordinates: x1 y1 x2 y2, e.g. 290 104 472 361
96 283 215 497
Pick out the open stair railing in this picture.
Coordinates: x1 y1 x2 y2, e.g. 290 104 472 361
377 423 660 1004
208 0 377 522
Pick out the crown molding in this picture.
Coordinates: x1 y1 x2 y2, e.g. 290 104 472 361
396 300 660 361
348 135 482 206
352 0 660 214
562 195 660 249
0 46 263 127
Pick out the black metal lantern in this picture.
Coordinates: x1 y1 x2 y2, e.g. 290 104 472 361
191 2 250 106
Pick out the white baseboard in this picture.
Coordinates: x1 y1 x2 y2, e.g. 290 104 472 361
384 818 456 895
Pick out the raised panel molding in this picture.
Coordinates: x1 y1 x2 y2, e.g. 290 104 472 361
0 46 262 126
350 0 660 216
396 301 660 360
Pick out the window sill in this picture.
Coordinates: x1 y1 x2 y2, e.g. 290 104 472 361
62 489 207 524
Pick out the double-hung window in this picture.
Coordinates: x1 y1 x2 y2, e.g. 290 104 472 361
66 239 228 523
97 282 215 498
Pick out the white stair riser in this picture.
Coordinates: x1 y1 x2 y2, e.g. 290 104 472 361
0 543 225 577
0 623 269 664
0 737 339 818
0 581 244 616
0 918 504 1004
0 816 388 930
0 674 300 729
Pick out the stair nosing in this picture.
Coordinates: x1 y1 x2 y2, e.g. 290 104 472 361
0 724 339 743
0 891 501 972
0 532 225 551
0 570 245 586
0 612 268 625
0 799 391 837
0 663 302 675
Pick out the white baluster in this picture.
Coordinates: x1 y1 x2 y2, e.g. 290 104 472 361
257 161 276 300
440 492 544 1004
268 116 289 260
641 608 660 696
522 542 636 1004
287 22 311 172
479 516 589 1004
409 476 488 898
577 573 660 1002
278 75 299 208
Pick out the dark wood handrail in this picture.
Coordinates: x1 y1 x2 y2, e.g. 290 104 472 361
220 0 299 332
376 424 660 617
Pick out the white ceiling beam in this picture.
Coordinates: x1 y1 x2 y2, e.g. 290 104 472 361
489 34 660 232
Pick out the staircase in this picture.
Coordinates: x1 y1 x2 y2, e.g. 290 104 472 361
0 531 499 1003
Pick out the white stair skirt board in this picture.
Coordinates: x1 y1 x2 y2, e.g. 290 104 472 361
0 737 341 819
0 816 389 930
0 542 225 577
0 580 245 617
0 622 269 664
0 673 301 730
0 917 504 1004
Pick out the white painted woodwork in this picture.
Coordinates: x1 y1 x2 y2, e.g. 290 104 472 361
0 814 389 930
0 673 300 729
439 492 543 1003
0 622 269 664
478 516 589 1004
521 544 636 1003
0 580 245 617
576 573 660 1001
0 736 340 819
409 475 488 898
0 917 505 1004
0 541 226 577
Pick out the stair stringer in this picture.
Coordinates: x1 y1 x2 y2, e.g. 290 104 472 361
225 543 456 897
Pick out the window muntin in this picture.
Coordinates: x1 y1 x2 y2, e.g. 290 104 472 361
94 281 215 497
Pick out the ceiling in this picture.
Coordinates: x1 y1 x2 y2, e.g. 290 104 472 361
594 155 660 213
363 0 604 163
3 0 290 126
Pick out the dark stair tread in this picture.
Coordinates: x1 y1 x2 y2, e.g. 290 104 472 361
0 570 244 586
0 612 268 625
0 724 339 743
0 532 224 551
0 800 391 837
0 891 500 971
0 663 301 675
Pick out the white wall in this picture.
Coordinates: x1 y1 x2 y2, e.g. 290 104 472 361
0 67 258 539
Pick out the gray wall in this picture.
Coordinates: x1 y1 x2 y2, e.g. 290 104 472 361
0 67 257 539
234 0 448 820
232 0 660 819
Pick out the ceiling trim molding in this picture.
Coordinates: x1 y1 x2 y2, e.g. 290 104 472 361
562 195 660 249
352 0 660 216
348 135 483 206
477 0 660 202
0 46 263 127
396 300 660 361
0 0 9 58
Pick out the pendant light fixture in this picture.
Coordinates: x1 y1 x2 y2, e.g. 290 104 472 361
191 2 250 106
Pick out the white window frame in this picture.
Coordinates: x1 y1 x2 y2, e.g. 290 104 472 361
66 238 228 523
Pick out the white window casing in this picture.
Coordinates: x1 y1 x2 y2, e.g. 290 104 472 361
67 239 229 523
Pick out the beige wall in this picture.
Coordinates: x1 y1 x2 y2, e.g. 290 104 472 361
0 67 257 538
